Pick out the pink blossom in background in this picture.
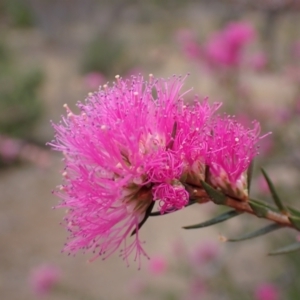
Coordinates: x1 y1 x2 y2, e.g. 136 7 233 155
254 283 279 300
171 239 187 257
184 278 206 300
83 72 106 90
259 136 274 157
257 176 269 195
204 21 255 69
148 255 168 275
176 29 202 60
291 40 300 60
275 108 292 123
0 135 50 168
284 66 300 83
127 278 146 296
295 98 300 113
189 241 219 266
0 135 22 162
224 21 255 48
29 264 61 297
249 52 268 71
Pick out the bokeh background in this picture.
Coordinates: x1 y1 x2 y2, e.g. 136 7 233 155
1 0 300 299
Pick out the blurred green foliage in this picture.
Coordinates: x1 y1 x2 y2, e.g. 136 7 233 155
81 33 135 79
0 0 34 27
0 40 43 138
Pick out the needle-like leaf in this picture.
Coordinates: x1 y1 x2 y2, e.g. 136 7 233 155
261 168 287 213
227 223 283 242
183 210 241 229
201 180 226 205
269 242 300 256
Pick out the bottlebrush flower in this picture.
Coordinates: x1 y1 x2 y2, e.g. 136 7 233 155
206 117 264 200
50 74 219 266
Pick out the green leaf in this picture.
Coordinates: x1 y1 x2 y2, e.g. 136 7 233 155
288 206 300 218
269 242 300 256
249 200 269 218
261 168 287 213
249 198 278 212
288 216 300 231
227 223 283 242
201 180 226 205
247 159 254 193
183 210 241 229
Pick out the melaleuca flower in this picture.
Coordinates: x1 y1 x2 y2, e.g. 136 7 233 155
50 74 220 266
174 98 221 187
144 150 188 213
206 116 264 200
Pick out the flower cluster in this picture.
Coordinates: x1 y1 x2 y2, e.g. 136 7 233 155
50 74 265 266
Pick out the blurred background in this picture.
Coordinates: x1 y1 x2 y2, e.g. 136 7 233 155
1 0 300 299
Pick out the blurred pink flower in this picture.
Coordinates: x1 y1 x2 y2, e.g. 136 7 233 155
127 278 146 296
0 135 50 168
204 21 255 69
259 137 274 157
295 98 300 113
29 264 61 297
254 283 279 300
189 241 219 266
276 108 292 123
148 255 168 275
0 135 22 162
249 52 268 71
83 72 106 90
284 66 300 83
291 40 300 60
257 176 269 195
184 278 206 300
176 29 202 60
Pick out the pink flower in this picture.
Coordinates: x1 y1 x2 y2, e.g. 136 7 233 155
148 255 168 275
206 117 264 200
29 264 61 297
184 278 206 300
153 181 189 213
204 21 255 69
291 40 300 60
189 240 219 266
176 29 202 60
50 74 219 266
254 283 279 300
249 52 268 71
0 135 22 162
